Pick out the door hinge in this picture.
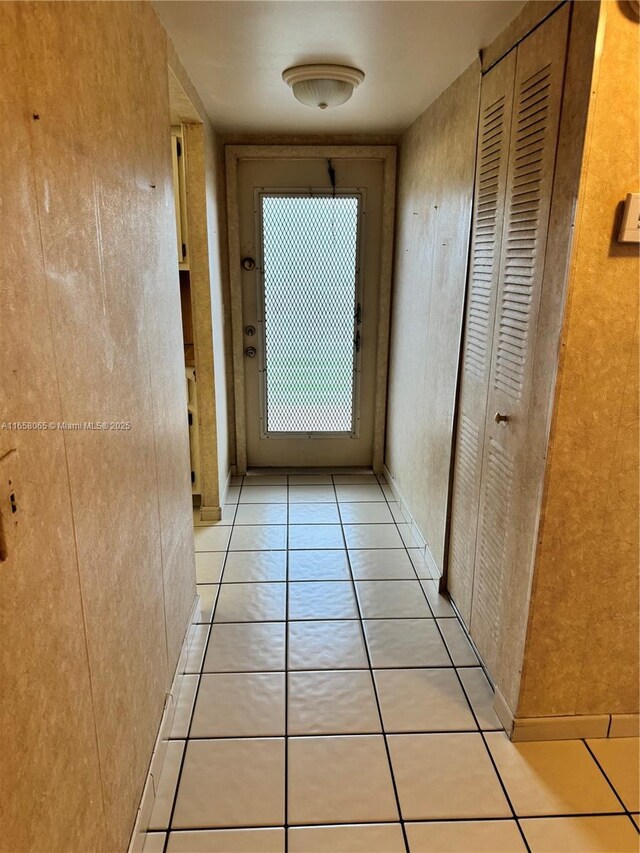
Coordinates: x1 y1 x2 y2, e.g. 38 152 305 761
176 139 182 157
182 243 187 259
354 330 361 353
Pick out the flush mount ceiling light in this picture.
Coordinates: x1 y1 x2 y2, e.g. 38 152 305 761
282 64 365 110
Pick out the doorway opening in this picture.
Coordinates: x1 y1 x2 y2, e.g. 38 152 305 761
226 146 396 472
168 67 225 524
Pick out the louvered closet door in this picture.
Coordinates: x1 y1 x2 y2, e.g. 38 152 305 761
448 52 516 624
469 4 570 673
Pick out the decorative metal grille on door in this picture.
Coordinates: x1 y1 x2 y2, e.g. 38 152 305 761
260 194 361 434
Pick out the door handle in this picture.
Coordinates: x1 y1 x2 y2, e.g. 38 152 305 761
245 346 257 358
494 412 509 425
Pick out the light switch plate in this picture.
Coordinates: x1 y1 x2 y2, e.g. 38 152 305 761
618 192 640 243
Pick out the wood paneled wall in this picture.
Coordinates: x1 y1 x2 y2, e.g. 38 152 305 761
0 3 196 849
385 61 481 572
168 48 231 514
519 0 640 718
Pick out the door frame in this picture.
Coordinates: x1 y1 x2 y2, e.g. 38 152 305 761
225 145 397 473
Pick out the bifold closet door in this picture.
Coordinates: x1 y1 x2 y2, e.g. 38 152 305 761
470 3 570 674
448 52 516 624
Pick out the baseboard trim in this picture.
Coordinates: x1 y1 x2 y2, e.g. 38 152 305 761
195 504 220 523
493 687 515 736
193 470 232 527
609 714 640 738
382 464 442 578
493 688 639 741
220 467 232 509
511 713 610 742
127 594 199 853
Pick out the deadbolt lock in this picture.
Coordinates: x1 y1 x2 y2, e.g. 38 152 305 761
245 346 257 358
245 325 256 337
242 257 256 271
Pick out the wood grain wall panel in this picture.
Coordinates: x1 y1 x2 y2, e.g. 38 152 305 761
1 2 195 848
0 5 108 851
519 0 639 718
20 7 171 846
385 61 481 571
168 45 231 508
142 176 197 674
135 16 196 679
183 123 221 515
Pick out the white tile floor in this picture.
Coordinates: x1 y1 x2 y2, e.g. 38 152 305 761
143 471 640 852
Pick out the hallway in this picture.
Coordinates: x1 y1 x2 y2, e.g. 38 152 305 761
142 473 639 852
2 1 639 849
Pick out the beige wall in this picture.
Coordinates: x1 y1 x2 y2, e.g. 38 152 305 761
0 3 196 850
385 61 481 571
518 0 639 718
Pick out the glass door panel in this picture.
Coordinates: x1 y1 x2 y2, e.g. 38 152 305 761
259 194 361 435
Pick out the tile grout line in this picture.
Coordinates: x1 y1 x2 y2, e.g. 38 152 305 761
374 474 630 846
166 664 493 677
161 475 243 850
284 474 290 851
582 739 634 818
376 473 533 853
423 610 532 850
175 728 504 741
208 542 444 551
331 473 411 853
158 471 636 847
208 578 477 590
197 616 455 623
371 476 436 584
447 595 504 693
157 811 636 834
192 477 400 853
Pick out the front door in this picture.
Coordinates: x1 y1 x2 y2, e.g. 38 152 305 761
237 156 384 467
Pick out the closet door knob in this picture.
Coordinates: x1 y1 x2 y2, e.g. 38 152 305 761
494 412 509 425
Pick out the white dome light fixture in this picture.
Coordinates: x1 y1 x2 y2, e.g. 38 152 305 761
282 64 365 110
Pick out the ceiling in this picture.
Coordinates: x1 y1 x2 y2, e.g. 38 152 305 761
154 0 525 135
